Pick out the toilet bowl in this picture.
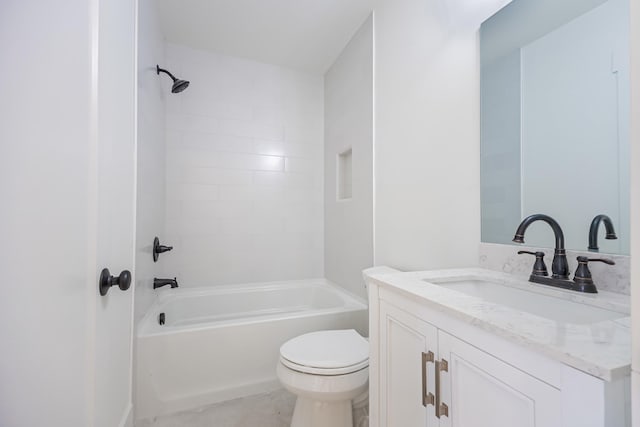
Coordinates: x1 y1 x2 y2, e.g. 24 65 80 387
277 329 369 427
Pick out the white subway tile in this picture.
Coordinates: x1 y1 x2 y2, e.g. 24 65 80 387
285 173 315 189
282 142 322 158
252 140 285 156
178 150 284 171
165 183 181 201
252 186 285 201
252 200 287 218
165 200 183 221
182 200 253 219
183 168 253 185
176 217 219 235
251 122 285 141
166 113 218 133
166 130 182 147
284 125 323 145
216 216 253 234
284 157 316 174
182 184 219 201
165 92 182 114
250 154 285 171
283 188 322 202
253 171 285 187
252 106 285 124
218 118 284 141
284 216 320 233
181 131 253 152
182 93 254 121
250 215 285 234
217 186 254 201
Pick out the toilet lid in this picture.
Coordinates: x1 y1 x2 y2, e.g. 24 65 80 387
280 329 369 371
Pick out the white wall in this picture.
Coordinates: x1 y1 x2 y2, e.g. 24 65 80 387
0 2 94 425
373 0 482 270
324 16 374 299
135 0 166 324
630 0 640 423
163 44 324 287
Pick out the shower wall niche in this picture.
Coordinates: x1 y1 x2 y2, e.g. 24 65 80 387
162 43 325 287
337 148 353 201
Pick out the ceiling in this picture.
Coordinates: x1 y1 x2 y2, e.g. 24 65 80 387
156 0 374 73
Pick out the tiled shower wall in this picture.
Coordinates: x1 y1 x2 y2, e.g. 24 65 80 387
162 43 324 287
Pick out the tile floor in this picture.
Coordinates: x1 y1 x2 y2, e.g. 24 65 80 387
136 389 296 427
135 388 369 427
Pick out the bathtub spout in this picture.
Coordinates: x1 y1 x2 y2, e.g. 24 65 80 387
154 277 179 289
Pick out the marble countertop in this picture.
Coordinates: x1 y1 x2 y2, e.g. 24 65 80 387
364 267 631 381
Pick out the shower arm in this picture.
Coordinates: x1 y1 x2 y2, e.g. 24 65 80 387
156 66 177 81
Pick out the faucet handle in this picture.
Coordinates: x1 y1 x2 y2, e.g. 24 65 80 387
580 256 615 266
573 256 615 293
153 237 174 262
517 251 548 277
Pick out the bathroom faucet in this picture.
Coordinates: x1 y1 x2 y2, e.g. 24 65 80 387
154 277 179 289
513 214 569 279
588 214 617 252
513 214 615 293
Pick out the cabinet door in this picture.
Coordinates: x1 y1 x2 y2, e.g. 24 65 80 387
437 331 561 427
379 301 439 427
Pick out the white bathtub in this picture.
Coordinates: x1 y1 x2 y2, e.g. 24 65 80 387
135 279 368 419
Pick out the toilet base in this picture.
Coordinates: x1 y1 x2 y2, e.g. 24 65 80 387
291 396 353 427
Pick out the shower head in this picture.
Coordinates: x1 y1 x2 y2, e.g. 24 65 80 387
171 79 190 93
156 65 190 94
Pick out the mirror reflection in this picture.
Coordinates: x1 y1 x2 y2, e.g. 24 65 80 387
480 0 630 254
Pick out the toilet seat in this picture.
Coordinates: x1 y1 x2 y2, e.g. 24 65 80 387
279 329 369 376
280 356 369 375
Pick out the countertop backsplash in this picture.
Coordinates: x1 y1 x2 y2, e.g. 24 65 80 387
479 242 630 295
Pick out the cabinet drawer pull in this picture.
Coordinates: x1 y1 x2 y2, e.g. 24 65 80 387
421 351 435 407
435 359 449 418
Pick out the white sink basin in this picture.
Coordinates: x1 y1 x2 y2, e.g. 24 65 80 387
425 277 626 324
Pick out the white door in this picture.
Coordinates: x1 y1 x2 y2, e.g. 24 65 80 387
379 301 439 427
437 331 561 427
0 1 136 426
94 0 137 426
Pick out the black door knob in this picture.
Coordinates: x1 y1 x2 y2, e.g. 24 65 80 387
99 268 132 296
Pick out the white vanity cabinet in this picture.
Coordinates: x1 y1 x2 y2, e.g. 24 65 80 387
379 301 560 427
437 330 560 427
367 271 631 427
379 301 439 427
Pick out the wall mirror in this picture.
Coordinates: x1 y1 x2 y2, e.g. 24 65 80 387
480 0 630 255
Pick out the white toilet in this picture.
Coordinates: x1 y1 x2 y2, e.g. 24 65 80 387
277 329 369 427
